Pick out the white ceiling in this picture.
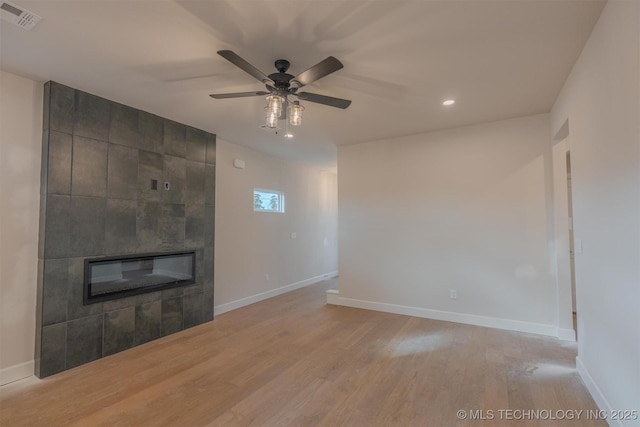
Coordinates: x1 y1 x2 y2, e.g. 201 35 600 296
1 0 605 170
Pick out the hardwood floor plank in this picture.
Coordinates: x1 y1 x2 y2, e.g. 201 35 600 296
0 280 606 426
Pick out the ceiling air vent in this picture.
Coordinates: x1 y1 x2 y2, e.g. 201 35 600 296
0 1 41 30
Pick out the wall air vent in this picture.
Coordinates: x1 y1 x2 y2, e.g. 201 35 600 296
0 1 41 30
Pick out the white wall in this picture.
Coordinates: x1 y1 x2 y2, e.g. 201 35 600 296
214 139 338 313
336 114 563 335
550 1 640 424
0 70 43 384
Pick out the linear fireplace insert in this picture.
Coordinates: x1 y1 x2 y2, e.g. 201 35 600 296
84 251 196 304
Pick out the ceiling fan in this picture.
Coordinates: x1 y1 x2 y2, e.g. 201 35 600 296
210 50 352 120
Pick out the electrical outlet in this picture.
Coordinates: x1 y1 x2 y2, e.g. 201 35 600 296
450 289 457 299
265 274 270 281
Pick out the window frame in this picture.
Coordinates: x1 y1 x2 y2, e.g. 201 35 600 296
253 188 285 213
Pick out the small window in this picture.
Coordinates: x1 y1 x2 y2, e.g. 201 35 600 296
253 188 285 213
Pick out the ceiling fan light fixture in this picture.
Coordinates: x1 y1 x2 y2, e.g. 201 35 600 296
266 94 284 116
264 107 279 128
288 101 304 126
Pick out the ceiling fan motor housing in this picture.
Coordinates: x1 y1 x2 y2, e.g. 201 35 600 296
268 59 296 93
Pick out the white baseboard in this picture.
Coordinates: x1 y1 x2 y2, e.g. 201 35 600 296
326 289 340 305
214 271 338 316
576 357 622 427
0 360 34 386
557 327 577 342
326 291 568 338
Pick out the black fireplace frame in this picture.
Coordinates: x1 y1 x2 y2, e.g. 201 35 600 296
83 251 196 304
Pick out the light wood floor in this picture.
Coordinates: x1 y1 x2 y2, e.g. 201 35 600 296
0 280 604 426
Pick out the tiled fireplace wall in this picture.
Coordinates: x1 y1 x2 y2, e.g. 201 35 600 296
35 82 215 378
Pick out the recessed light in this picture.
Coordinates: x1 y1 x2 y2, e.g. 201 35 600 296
284 132 294 139
442 99 455 106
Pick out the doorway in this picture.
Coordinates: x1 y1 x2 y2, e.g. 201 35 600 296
552 137 576 341
566 151 577 333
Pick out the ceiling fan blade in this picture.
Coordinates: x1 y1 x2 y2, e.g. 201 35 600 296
297 92 351 109
290 56 344 88
217 50 275 87
209 91 269 99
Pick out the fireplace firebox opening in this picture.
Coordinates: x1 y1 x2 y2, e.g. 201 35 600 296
84 251 196 304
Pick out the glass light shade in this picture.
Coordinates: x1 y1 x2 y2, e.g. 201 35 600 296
288 101 304 126
266 95 283 116
264 107 278 128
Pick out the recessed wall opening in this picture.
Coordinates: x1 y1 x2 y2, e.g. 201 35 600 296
84 251 196 304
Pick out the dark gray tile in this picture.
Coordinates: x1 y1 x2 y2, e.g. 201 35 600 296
39 322 67 378
70 197 106 257
204 246 214 292
205 134 216 165
161 287 183 299
135 301 161 345
66 315 103 369
109 103 140 148
195 248 204 285
108 144 139 199
162 297 183 336
67 257 102 320
183 282 203 296
39 131 49 259
163 120 186 158
160 204 185 250
185 161 205 204
43 81 51 132
183 292 203 328
139 112 163 153
71 136 108 197
105 199 137 255
74 91 110 141
136 200 162 252
35 259 44 331
186 126 207 162
164 155 186 204
42 259 69 326
44 195 71 259
204 164 216 205
103 307 135 356
49 82 75 134
136 291 161 305
203 290 214 322
138 150 163 201
103 295 138 312
204 204 215 248
47 131 72 195
185 204 204 249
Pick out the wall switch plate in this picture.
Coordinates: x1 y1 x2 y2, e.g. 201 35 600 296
450 289 457 299
291 232 297 239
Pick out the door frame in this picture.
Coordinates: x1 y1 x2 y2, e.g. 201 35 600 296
552 135 576 341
